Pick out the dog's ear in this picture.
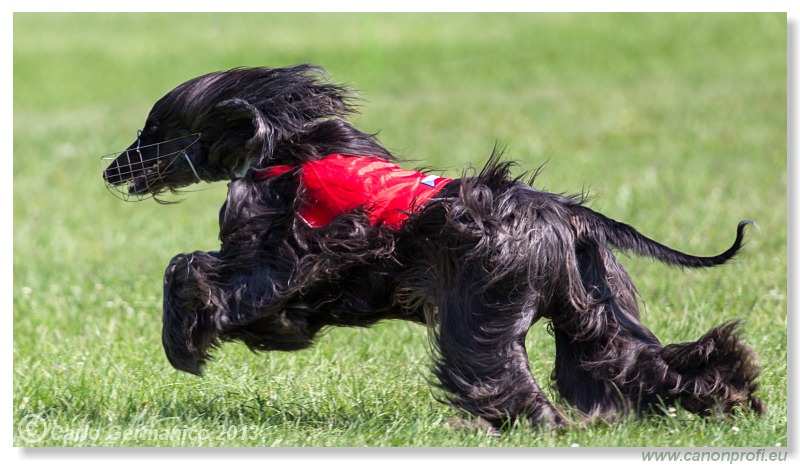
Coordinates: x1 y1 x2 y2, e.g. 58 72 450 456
203 98 275 173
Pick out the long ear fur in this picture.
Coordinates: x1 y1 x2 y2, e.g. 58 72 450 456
188 64 396 170
202 98 275 176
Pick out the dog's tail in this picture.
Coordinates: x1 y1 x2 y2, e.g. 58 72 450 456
575 206 753 268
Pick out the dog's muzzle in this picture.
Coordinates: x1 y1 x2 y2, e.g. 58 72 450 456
100 132 201 201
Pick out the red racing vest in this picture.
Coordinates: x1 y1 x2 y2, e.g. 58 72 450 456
253 154 453 229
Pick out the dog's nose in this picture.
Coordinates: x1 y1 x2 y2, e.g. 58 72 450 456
103 142 143 184
103 163 121 184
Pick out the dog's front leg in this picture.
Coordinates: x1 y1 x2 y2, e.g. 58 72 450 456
162 251 227 375
162 250 319 374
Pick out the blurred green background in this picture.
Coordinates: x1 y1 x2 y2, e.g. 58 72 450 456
13 13 786 447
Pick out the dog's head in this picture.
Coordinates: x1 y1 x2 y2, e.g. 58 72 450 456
101 64 363 201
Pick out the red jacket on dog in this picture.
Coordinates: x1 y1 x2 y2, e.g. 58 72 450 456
253 154 453 229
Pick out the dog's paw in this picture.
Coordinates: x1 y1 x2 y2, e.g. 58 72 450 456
162 252 221 376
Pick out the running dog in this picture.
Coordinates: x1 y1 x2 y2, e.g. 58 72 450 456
102 64 764 430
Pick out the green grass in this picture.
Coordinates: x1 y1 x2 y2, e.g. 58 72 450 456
13 13 787 447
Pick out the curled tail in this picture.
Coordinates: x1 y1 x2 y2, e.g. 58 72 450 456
576 206 753 268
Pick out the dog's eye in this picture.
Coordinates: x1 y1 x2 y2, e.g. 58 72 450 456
143 119 159 134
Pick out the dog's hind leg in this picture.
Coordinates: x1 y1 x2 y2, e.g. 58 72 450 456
658 321 766 416
549 246 659 419
428 260 566 430
551 245 764 419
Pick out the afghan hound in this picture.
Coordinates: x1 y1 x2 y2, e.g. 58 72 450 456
102 64 764 430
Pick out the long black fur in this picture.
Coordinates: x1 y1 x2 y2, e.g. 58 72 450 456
104 64 765 429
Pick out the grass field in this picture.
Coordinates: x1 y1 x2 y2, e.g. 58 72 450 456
13 13 787 448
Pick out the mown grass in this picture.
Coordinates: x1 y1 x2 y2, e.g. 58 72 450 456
13 13 786 447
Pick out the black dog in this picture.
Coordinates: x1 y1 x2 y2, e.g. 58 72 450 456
102 64 765 430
